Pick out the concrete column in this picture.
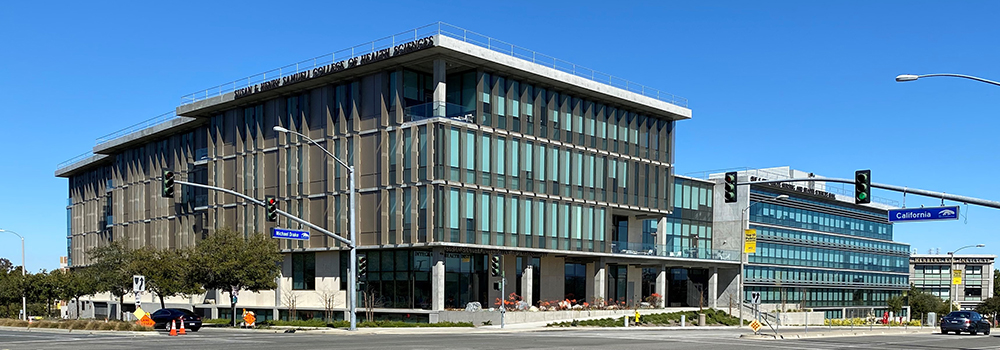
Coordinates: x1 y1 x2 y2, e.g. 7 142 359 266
433 59 447 117
521 265 534 306
585 262 595 303
593 260 607 305
539 255 565 302
626 265 641 307
709 267 719 309
431 248 446 311
656 266 668 308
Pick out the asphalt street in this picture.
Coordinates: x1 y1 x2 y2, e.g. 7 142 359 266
2 327 999 350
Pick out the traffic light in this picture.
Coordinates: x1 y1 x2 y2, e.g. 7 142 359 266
357 254 367 280
855 169 871 204
724 172 738 203
265 196 278 222
162 170 174 198
490 255 501 277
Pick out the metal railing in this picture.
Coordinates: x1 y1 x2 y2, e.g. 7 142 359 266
95 111 179 145
56 152 96 170
611 241 739 261
180 22 687 108
403 102 476 123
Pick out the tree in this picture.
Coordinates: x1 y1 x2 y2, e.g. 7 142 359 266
317 288 339 322
976 296 1000 318
131 246 203 309
88 242 134 320
26 270 59 318
0 266 19 318
908 286 947 322
0 258 12 273
886 295 904 315
54 268 98 319
282 291 299 321
994 269 1000 298
190 228 282 326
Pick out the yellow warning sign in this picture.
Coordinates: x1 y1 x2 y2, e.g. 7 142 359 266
132 307 146 321
749 319 762 332
744 229 757 253
953 269 963 285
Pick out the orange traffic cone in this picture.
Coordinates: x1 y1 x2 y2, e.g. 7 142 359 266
178 317 186 335
169 319 178 336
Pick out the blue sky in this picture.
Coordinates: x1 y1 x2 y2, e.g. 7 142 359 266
2 1 999 271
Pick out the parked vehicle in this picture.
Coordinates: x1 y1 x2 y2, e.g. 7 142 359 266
150 308 202 332
940 311 990 335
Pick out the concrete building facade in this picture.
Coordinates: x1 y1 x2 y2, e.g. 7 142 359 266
56 23 739 322
910 254 995 311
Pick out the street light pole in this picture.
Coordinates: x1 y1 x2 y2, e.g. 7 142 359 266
273 126 358 331
0 229 26 321
948 243 985 313
738 194 788 327
896 73 1000 87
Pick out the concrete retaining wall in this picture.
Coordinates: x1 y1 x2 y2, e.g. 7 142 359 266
437 308 699 325
776 311 825 326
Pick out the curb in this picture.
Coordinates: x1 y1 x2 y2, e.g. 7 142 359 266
0 325 158 336
740 329 934 340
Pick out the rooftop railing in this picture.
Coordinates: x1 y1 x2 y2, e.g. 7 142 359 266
95 111 179 145
180 22 687 108
56 152 96 170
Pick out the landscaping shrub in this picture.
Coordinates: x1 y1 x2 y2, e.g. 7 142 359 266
264 319 328 328
546 309 742 327
202 318 233 325
324 320 473 328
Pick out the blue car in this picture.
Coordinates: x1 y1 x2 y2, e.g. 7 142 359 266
940 311 990 335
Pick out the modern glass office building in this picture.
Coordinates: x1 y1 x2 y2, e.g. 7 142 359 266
56 23 740 321
712 167 910 319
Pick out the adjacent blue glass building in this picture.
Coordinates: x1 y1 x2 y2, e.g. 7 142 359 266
718 167 910 319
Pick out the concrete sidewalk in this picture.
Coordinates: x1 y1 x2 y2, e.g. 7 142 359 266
743 326 936 339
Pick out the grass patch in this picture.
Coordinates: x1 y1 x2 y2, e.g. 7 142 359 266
547 309 741 327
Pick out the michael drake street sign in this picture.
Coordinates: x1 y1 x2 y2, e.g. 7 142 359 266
272 228 311 240
888 206 959 223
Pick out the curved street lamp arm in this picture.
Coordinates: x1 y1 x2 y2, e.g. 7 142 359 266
914 74 1000 87
281 129 351 171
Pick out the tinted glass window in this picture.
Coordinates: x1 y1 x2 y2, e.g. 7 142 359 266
176 309 196 316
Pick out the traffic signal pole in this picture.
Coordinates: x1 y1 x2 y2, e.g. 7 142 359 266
501 272 506 329
740 177 1000 210
172 180 351 246
167 179 360 329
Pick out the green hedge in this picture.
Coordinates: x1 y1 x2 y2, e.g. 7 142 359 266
823 318 921 327
0 318 153 331
201 318 233 325
547 309 741 327
258 319 474 328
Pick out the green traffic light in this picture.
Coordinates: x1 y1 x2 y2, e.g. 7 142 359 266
857 193 867 200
